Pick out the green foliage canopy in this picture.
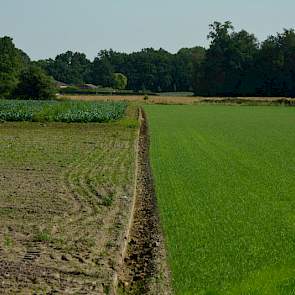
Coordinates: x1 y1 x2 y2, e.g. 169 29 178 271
0 36 29 98
3 22 295 97
113 73 127 90
0 36 56 100
91 54 115 87
194 22 295 97
13 66 56 100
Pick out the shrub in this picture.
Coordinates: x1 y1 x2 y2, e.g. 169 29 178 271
13 66 57 100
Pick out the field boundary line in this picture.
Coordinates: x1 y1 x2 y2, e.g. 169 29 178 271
112 107 142 294
114 108 172 294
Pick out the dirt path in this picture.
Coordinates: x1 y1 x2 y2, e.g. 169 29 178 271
115 109 171 295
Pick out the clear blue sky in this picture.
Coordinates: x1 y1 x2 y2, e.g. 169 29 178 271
1 0 294 60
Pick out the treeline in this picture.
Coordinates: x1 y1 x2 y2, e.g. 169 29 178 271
37 21 295 97
36 47 205 93
1 22 295 99
195 22 295 97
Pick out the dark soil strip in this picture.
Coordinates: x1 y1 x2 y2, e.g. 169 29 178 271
116 109 171 295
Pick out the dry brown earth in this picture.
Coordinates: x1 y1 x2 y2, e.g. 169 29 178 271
0 118 137 294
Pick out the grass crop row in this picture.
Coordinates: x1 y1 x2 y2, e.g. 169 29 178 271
0 100 127 122
145 105 295 295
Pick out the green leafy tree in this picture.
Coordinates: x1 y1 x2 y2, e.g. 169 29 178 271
255 29 295 96
113 73 128 90
194 21 258 96
91 54 115 87
0 73 18 99
175 46 205 91
37 51 91 85
13 66 57 100
0 36 29 98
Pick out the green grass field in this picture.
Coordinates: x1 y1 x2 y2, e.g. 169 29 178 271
145 105 295 295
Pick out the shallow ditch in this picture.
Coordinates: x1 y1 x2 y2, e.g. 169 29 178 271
115 109 171 295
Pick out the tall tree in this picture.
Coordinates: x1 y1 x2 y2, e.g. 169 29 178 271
38 51 91 84
175 46 205 91
255 29 295 97
0 36 29 98
194 22 258 96
91 52 115 87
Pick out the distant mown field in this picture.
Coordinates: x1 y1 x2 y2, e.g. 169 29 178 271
145 105 295 295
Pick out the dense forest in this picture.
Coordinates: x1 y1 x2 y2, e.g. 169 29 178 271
1 21 295 98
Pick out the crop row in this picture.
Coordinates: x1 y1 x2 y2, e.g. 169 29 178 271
0 100 127 123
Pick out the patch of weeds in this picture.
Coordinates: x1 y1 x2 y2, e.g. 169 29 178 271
3 235 13 248
118 117 139 129
105 240 115 249
34 230 52 242
102 193 114 207
102 283 110 295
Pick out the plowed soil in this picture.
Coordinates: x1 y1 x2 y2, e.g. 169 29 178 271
0 119 137 294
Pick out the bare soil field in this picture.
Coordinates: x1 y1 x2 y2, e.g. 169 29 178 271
0 115 137 293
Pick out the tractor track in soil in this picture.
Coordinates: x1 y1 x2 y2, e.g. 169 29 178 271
115 109 171 295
